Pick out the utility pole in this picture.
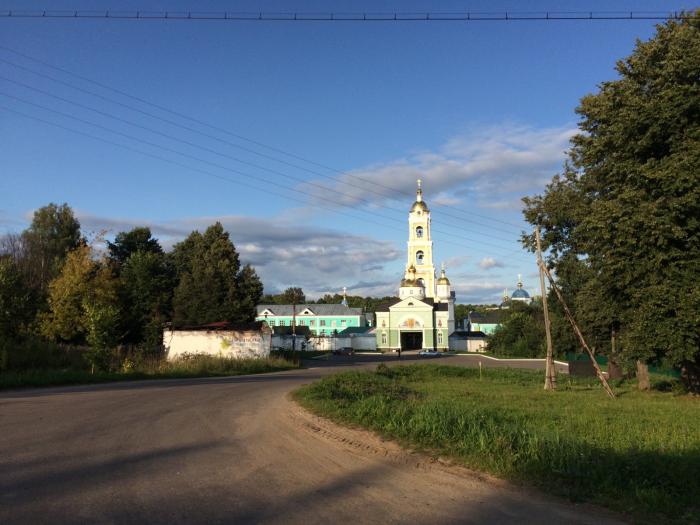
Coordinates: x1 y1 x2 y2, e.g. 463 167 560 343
292 303 296 352
538 260 616 399
536 229 556 391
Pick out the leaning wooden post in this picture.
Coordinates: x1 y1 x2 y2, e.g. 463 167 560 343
535 229 556 391
538 261 616 399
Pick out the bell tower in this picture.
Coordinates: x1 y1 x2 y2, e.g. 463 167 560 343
406 179 436 298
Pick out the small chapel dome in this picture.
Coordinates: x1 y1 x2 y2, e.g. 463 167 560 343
511 288 530 299
437 275 450 285
511 274 530 301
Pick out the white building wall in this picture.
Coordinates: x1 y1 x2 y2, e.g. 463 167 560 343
163 329 271 360
350 335 377 351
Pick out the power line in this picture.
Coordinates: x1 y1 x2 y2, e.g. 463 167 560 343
0 92 533 261
0 10 694 22
0 75 517 246
0 57 519 238
0 44 525 232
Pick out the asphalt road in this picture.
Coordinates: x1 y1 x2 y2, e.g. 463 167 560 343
1 354 621 525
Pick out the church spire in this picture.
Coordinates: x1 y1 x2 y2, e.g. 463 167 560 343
416 178 423 202
341 286 348 307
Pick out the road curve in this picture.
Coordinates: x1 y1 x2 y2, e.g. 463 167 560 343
1 356 624 524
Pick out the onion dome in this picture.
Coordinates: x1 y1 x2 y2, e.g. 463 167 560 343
437 263 450 285
410 179 430 213
400 278 421 287
511 274 530 299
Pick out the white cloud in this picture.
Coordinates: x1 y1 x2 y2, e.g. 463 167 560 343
479 256 504 270
75 212 402 299
300 122 575 212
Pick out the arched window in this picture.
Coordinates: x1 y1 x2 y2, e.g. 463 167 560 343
417 278 425 288
415 226 424 238
416 251 424 265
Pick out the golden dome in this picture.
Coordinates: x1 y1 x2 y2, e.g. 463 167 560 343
410 179 429 213
400 278 421 287
437 264 450 285
410 200 429 213
437 275 450 285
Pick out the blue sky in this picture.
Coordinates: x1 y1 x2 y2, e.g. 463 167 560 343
0 0 690 302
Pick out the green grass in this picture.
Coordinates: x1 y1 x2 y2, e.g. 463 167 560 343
1 355 298 389
295 364 700 523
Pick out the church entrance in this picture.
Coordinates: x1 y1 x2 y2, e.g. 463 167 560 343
400 331 423 351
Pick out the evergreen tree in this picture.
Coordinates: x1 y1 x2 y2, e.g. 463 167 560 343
172 223 243 326
234 264 264 323
0 256 34 339
119 250 174 346
107 227 163 267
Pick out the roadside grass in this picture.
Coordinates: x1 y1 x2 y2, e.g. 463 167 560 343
294 364 700 523
0 354 298 389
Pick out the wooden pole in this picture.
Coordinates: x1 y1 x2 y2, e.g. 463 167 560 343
537 260 616 399
535 229 556 391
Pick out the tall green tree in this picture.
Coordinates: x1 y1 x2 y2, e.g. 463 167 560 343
172 223 261 326
119 250 174 346
523 13 700 389
21 203 81 291
235 264 264 323
107 227 163 267
0 256 34 339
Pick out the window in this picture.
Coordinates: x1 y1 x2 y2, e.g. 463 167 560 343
417 278 425 288
310 320 315 327
381 332 387 345
416 226 423 238
416 251 424 264
320 320 326 326
331 320 337 327
299 320 305 326
437 331 443 345
279 320 285 326
341 320 347 327
381 320 386 328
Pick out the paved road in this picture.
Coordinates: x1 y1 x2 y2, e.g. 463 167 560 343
1 355 622 525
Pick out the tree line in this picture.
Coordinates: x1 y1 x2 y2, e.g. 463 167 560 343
0 206 263 370
520 14 700 391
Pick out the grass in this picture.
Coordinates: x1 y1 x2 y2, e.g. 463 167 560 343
295 364 700 523
0 354 299 389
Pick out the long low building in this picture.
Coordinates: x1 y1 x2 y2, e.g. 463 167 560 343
255 304 368 336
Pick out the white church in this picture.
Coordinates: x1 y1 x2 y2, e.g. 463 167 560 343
375 180 456 351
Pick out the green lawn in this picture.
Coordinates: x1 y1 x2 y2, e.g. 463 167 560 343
295 364 699 523
0 355 298 389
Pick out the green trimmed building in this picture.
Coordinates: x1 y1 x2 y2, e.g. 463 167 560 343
255 303 366 336
375 180 456 351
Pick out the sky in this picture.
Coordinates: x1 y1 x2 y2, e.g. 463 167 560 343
0 0 691 303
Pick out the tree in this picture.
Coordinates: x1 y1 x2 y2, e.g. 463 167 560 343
0 256 34 339
280 287 305 305
523 13 700 390
172 223 265 326
234 264 263 323
486 303 546 358
119 249 174 347
107 227 162 267
21 203 81 291
40 244 118 344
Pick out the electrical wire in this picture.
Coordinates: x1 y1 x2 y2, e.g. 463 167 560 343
0 44 526 231
0 92 535 262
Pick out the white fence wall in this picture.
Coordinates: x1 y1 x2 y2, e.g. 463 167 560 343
164 329 271 360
